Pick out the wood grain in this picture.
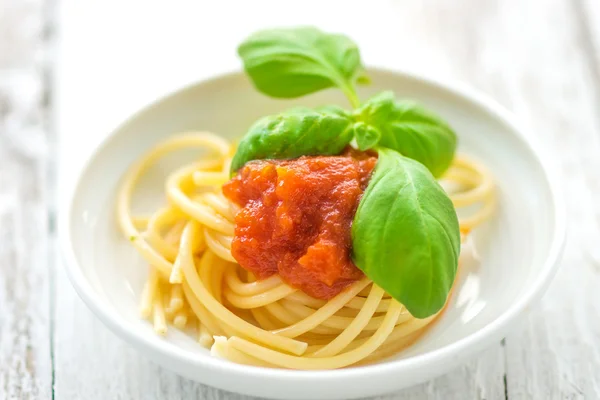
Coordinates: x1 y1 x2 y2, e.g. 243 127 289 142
490 1 600 398
0 0 595 398
0 0 53 399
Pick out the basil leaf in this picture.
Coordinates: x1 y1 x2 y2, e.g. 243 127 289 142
353 121 381 151
230 107 354 173
352 148 460 318
238 27 366 106
357 91 457 177
316 104 352 118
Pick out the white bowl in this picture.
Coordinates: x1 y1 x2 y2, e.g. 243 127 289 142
59 68 565 399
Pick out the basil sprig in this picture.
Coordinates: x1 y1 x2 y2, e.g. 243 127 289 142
352 149 460 318
232 26 461 318
238 26 366 107
230 107 354 173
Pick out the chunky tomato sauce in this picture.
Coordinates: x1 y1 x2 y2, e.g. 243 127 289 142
222 149 377 299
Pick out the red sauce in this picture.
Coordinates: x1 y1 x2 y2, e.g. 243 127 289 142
222 149 377 299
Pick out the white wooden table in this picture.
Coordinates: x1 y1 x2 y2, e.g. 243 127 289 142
2 0 600 398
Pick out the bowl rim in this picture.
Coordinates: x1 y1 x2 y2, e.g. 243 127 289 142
59 66 566 381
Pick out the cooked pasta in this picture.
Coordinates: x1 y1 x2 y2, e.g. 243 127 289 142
116 131 495 370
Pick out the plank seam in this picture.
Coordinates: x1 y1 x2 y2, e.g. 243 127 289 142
43 0 58 397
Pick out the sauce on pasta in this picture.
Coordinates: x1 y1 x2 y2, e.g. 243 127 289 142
223 149 377 299
116 132 495 369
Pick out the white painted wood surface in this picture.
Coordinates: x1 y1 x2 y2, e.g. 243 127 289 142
3 0 600 398
0 0 53 399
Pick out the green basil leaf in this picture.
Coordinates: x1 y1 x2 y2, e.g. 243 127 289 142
353 121 381 151
230 107 354 173
238 27 366 105
316 104 352 118
352 148 460 318
357 91 457 177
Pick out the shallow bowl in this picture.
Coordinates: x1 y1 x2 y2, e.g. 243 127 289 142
60 68 565 399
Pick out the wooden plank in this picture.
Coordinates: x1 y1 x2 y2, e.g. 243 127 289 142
577 0 600 84
487 0 600 399
0 0 54 398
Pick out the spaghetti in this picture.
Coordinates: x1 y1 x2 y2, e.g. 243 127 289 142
116 131 495 370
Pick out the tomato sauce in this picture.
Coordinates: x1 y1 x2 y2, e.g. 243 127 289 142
222 149 377 299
